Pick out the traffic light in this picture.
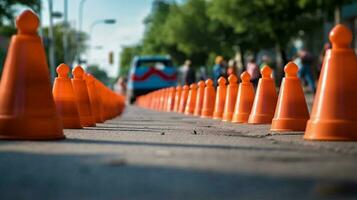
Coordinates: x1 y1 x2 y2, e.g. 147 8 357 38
109 51 114 65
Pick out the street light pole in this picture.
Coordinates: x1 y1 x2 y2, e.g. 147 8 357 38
63 0 68 65
77 0 86 64
48 0 56 82
88 19 116 66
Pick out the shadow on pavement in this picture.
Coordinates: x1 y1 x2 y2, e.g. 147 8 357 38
60 138 304 152
1 151 357 199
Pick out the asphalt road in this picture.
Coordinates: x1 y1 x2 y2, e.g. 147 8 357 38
1 104 357 200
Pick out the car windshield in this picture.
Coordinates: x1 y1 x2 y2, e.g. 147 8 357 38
136 59 172 70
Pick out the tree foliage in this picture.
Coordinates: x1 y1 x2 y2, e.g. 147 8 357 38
43 23 88 67
119 0 354 78
0 0 40 26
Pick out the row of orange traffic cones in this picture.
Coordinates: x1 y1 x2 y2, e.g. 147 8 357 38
0 10 125 140
137 24 357 141
53 64 125 129
136 63 306 129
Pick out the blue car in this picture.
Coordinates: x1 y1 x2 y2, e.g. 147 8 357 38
127 55 177 103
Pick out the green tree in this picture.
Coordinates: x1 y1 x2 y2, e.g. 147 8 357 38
119 45 142 77
86 65 109 85
0 0 40 26
43 23 88 67
208 0 354 63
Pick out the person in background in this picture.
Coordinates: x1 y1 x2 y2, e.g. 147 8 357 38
179 59 196 85
116 76 127 95
198 66 208 81
246 56 260 88
227 59 238 77
296 49 316 93
213 56 226 85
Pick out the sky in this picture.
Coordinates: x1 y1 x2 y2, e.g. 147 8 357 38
38 0 154 77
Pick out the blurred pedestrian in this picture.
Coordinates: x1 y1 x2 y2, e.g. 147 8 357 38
227 59 237 77
246 56 260 88
295 49 316 93
198 66 208 81
116 76 127 95
179 59 196 85
213 56 226 85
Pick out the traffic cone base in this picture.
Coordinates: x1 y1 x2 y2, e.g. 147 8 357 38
0 117 64 140
232 113 250 123
248 114 274 124
271 118 308 132
304 120 357 140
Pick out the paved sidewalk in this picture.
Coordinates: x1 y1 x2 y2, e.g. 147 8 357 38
1 105 357 199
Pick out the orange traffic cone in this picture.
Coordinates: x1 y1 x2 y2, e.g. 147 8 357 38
0 10 64 140
178 85 189 113
85 73 103 123
201 79 216 118
71 66 96 127
184 83 198 115
271 62 309 132
163 88 170 111
213 77 227 119
193 81 205 116
166 87 176 112
53 64 82 129
248 66 277 124
173 86 182 112
222 74 238 122
305 24 357 140
232 72 255 123
93 78 105 122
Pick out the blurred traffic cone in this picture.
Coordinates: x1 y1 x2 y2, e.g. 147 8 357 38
193 81 205 116
166 87 176 112
201 79 216 118
271 62 309 132
53 64 82 129
222 74 238 122
173 86 182 112
163 88 170 111
178 85 189 113
305 24 357 140
159 88 166 111
93 78 105 121
232 72 255 123
248 66 277 124
213 77 227 119
184 83 198 115
0 10 64 140
71 66 96 127
85 73 103 123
